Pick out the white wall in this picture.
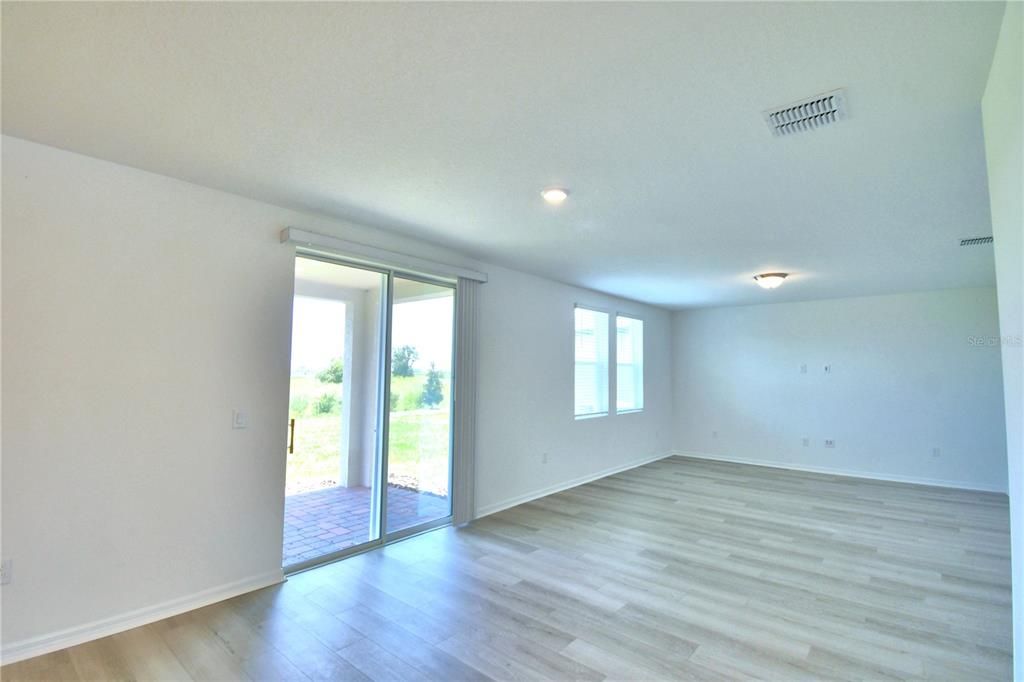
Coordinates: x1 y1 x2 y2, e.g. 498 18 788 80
0 136 674 657
672 288 1008 492
475 264 673 515
982 2 1023 677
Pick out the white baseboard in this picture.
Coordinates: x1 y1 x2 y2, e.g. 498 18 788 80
0 569 285 665
674 451 1008 494
474 451 674 518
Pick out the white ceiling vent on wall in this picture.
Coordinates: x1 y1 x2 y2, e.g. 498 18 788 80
763 88 848 136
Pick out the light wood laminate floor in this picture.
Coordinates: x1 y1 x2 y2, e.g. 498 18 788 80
2 456 1012 681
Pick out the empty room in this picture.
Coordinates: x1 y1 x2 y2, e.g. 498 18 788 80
1 1 1021 680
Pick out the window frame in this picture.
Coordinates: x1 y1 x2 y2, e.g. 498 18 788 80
614 313 644 415
573 305 610 419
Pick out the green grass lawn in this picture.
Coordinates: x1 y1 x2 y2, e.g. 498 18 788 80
387 409 451 494
286 372 450 495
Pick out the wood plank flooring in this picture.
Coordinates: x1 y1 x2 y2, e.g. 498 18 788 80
2 456 1012 680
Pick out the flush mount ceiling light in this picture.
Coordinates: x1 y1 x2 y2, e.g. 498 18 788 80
753 272 788 289
541 187 569 205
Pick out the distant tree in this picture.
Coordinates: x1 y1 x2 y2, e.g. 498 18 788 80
316 358 344 384
420 363 444 408
392 345 418 377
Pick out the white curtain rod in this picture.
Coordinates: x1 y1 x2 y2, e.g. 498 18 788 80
281 227 488 283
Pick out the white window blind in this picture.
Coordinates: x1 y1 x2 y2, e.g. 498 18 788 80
616 315 644 412
574 307 609 417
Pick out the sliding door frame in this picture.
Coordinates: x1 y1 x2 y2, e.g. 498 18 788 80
285 251 457 575
381 270 457 545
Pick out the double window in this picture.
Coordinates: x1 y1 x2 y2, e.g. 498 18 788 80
574 306 644 418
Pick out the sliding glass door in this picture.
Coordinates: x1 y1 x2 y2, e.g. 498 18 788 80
284 257 454 570
283 258 387 568
383 276 455 536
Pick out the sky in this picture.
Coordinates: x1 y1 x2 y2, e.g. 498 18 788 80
290 296 346 376
392 296 454 372
290 294 453 376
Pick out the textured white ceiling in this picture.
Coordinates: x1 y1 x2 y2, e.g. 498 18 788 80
1 2 1005 308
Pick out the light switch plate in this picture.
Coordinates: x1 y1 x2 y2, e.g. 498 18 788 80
232 410 248 429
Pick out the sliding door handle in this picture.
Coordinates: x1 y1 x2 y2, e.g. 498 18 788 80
288 418 296 454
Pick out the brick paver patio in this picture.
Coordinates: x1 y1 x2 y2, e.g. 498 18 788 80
283 484 450 566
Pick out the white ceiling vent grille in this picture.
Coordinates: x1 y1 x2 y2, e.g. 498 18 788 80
764 89 847 136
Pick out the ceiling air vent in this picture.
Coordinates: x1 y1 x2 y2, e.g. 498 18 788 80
960 236 994 246
764 88 847 136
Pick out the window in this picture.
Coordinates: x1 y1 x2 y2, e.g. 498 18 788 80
574 306 609 417
616 315 644 412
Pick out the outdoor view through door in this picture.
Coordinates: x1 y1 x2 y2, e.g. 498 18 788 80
385 277 454 533
283 257 454 569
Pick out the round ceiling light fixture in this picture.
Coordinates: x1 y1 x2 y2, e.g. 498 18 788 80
541 187 569 205
753 272 789 289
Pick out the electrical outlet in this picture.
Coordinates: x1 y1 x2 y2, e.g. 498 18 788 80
802 437 810 447
824 364 832 375
800 364 808 374
712 431 719 439
932 448 941 458
1 559 11 585
541 452 549 464
232 410 248 430
824 439 836 448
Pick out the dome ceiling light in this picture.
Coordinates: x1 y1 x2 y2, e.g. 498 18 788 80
753 273 789 289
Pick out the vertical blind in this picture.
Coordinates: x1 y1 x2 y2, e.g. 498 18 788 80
616 315 644 412
452 278 479 525
574 307 609 416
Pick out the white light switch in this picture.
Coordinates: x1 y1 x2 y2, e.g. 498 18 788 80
232 410 248 429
